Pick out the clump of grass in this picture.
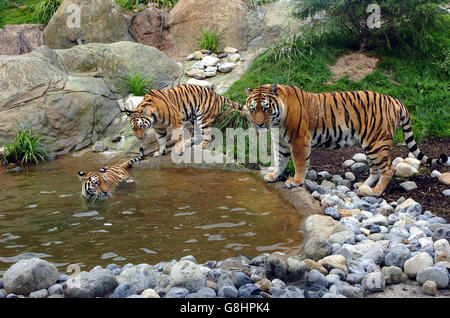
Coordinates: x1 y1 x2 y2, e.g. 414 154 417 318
119 72 153 96
31 0 62 25
196 28 225 54
2 127 48 165
116 0 178 11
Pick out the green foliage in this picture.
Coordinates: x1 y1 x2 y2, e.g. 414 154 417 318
2 127 48 165
119 72 154 96
196 28 225 54
116 0 178 10
31 0 61 24
293 0 449 57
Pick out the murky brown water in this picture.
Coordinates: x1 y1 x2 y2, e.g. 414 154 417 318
0 152 303 272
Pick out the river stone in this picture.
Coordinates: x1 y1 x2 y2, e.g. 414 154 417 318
264 252 306 282
381 266 404 285
3 258 59 295
350 162 367 174
432 226 450 242
218 285 239 298
117 264 156 294
304 215 338 240
201 56 220 67
141 288 160 298
438 172 450 186
384 244 412 268
218 62 237 73
329 231 356 245
416 267 449 289
395 163 414 177
404 252 434 279
362 272 385 292
165 287 190 298
111 282 137 298
304 238 333 261
63 269 118 298
168 260 206 292
341 285 364 298
43 0 132 49
434 239 450 253
400 181 418 192
318 255 348 274
422 280 437 295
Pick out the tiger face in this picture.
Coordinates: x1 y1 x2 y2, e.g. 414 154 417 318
245 84 281 129
126 110 153 140
77 171 111 201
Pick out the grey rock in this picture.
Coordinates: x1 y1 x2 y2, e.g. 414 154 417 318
3 258 59 295
432 226 450 242
264 253 306 282
29 289 48 298
307 169 317 181
165 287 189 298
92 141 108 152
231 271 252 289
324 207 340 220
48 284 63 296
218 62 236 73
400 181 418 192
111 282 137 298
350 163 367 174
361 272 385 292
64 269 118 298
187 287 217 298
346 273 365 284
218 285 239 298
304 238 332 261
168 260 206 292
238 284 261 297
322 292 346 298
329 231 356 245
406 203 422 217
384 244 412 268
306 270 329 288
117 264 155 294
341 285 364 298
318 171 332 180
416 267 449 289
344 172 356 181
304 285 328 298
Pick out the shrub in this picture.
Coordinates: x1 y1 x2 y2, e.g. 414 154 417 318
31 0 62 25
119 72 153 96
293 0 449 57
196 28 225 54
2 127 48 165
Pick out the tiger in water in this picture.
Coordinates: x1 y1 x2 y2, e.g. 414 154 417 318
77 148 145 201
123 84 247 156
244 84 448 197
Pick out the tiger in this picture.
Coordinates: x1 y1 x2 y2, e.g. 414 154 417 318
245 84 448 197
77 147 145 201
123 84 248 156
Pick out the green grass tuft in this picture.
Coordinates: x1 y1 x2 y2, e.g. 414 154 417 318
2 127 48 165
196 28 225 54
119 72 154 96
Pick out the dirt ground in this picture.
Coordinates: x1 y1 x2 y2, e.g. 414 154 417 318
328 51 379 82
308 137 450 222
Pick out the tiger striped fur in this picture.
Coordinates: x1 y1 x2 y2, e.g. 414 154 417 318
124 84 247 156
77 147 145 201
245 84 448 197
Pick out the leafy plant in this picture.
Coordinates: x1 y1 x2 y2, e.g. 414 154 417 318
196 28 225 54
31 0 62 25
119 72 153 96
116 0 178 10
2 127 48 165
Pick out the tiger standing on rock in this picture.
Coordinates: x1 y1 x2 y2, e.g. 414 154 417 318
123 84 247 156
245 84 448 197
77 148 145 201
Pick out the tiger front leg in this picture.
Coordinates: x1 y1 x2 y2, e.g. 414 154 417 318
264 135 291 183
284 135 311 189
153 129 168 157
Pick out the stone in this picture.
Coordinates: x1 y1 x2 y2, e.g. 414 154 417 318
218 285 239 298
329 231 356 245
224 47 239 54
307 169 317 181
165 287 190 298
351 162 367 174
305 238 333 261
302 259 328 275
394 198 417 212
186 69 205 77
400 181 418 192
255 278 271 292
416 267 449 289
430 170 442 178
422 280 437 295
238 284 261 297
357 184 373 197
187 287 217 298
29 289 49 298
362 272 385 292
64 269 118 298
434 239 450 253
408 226 426 241
48 284 63 296
344 172 356 181
381 266 404 285
111 282 137 298
264 252 306 282
130 7 170 52
304 215 338 240
384 245 412 268
404 252 434 279
141 288 160 298
218 62 237 73
306 270 329 288
3 258 59 295
0 24 44 56
0 43 182 153
438 172 450 186
341 285 364 298
343 159 355 168
201 56 220 67
227 53 241 63
443 189 450 197
92 141 108 152
318 255 348 274
186 78 214 90
344 241 385 264
43 0 132 49
352 153 367 163
168 260 206 293
117 264 155 294
395 163 414 177
231 271 252 289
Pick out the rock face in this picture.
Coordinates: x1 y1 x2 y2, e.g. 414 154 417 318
3 258 59 295
0 24 44 55
43 0 133 49
167 0 249 57
130 7 171 52
0 42 182 153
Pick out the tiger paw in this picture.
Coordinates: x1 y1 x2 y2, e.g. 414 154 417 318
284 178 302 189
264 172 280 183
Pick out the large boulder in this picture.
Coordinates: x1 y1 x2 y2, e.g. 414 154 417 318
43 0 133 49
0 24 44 55
167 0 249 57
3 258 59 295
0 42 183 153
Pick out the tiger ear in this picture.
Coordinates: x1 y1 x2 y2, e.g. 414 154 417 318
244 87 252 96
270 84 278 96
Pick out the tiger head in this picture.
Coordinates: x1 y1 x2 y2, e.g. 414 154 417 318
125 108 153 140
245 84 281 128
77 170 111 201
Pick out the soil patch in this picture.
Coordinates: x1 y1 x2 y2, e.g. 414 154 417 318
309 137 450 221
329 51 379 82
